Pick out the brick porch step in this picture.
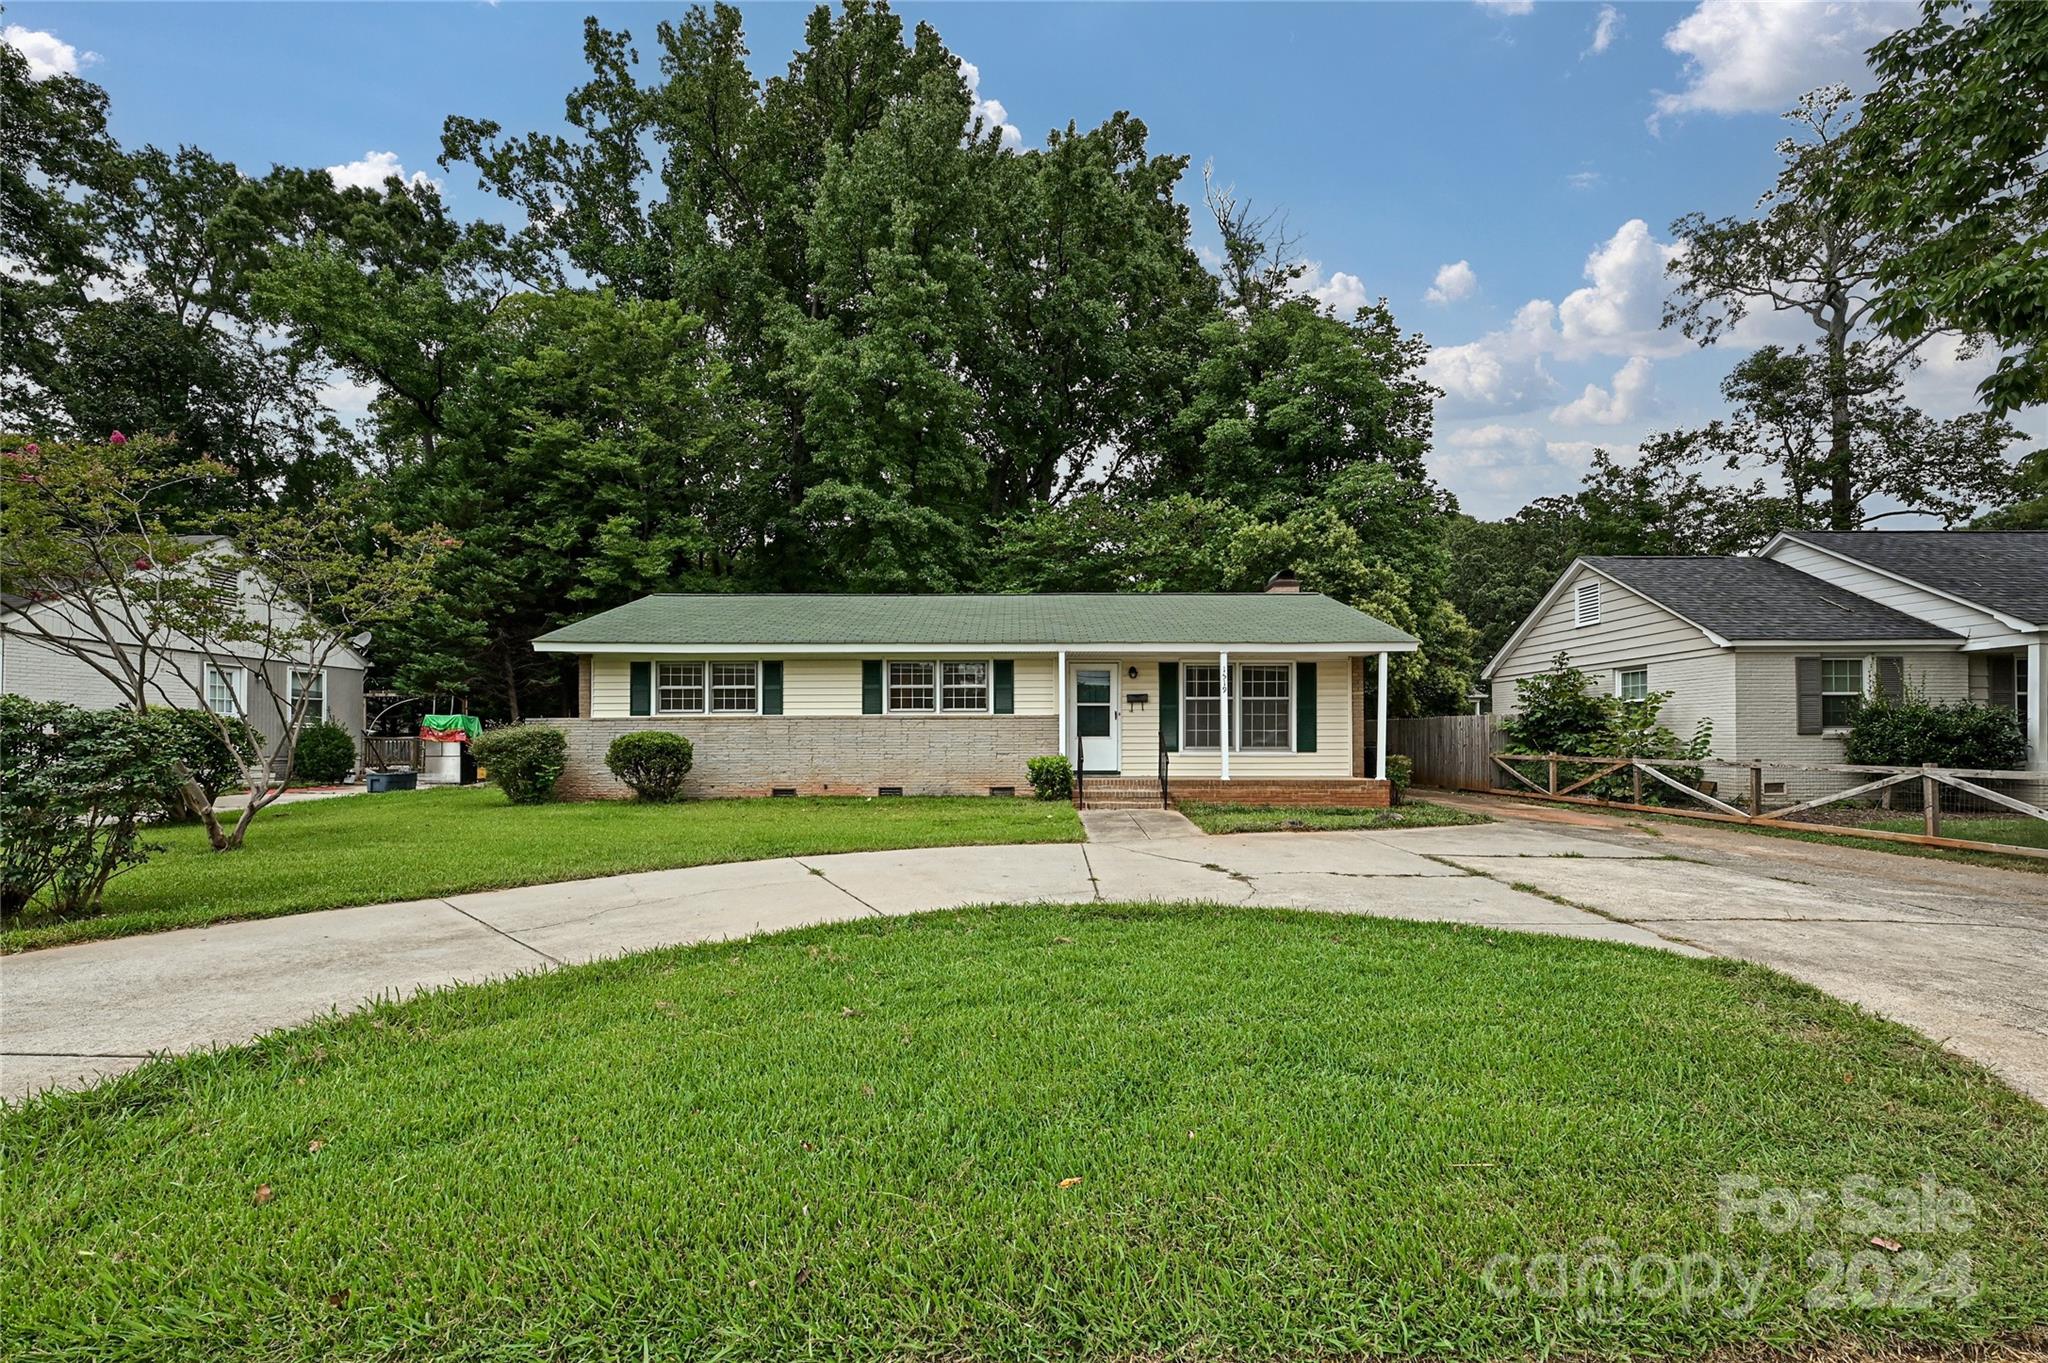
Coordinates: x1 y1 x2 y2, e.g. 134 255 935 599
1076 777 1165 810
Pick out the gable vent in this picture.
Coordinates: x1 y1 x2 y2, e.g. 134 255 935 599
1573 580 1602 627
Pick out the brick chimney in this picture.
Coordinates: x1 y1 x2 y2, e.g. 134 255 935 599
1264 569 1302 594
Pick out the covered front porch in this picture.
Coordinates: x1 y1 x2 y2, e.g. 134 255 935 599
1052 647 1410 807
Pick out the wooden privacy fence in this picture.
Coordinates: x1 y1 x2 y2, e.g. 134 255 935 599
1387 714 1498 792
1484 752 2048 860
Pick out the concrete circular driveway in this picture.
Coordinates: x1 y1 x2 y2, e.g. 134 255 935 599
4 800 2043 1104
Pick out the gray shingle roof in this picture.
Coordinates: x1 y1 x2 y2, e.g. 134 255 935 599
1582 557 1962 642
1780 531 2048 625
534 593 1417 648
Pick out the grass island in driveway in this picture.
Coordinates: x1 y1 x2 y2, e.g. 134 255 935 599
0 788 1083 952
4 904 2042 1362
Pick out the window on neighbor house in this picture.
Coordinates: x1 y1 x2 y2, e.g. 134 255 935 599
1821 658 1864 730
940 660 989 712
1238 663 1291 751
656 662 705 714
1616 667 1649 703
710 662 758 713
1182 664 1221 749
289 668 326 724
1573 580 1601 627
204 665 242 717
888 661 936 712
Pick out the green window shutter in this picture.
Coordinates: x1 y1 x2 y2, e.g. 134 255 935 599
629 661 652 717
862 660 883 715
761 661 783 715
993 659 1014 715
1295 662 1317 753
1158 661 1179 752
1795 657 1823 735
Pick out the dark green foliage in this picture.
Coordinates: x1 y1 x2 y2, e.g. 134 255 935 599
1385 753 1413 803
1026 755 1073 802
1 697 183 919
148 707 258 802
605 731 695 802
292 721 358 785
472 725 568 805
1499 655 1713 804
1846 695 2028 771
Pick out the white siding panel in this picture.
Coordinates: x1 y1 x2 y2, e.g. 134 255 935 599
1491 567 1725 699
1766 541 2008 637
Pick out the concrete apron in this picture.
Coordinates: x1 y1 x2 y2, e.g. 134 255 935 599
4 818 2043 1104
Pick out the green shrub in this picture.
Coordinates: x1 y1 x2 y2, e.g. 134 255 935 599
1500 653 1713 805
605 731 695 802
472 724 568 804
149 706 259 802
1385 753 1413 804
1026 755 1073 802
2 697 184 920
293 720 358 784
1846 693 2027 769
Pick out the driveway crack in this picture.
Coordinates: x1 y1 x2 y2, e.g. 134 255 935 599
438 899 563 967
794 860 884 917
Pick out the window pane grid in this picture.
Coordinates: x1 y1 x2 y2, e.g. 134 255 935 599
710 663 756 713
1239 664 1290 751
1183 665 1220 749
1821 658 1863 729
1617 668 1648 703
657 662 705 714
290 669 326 724
888 661 935 712
941 661 988 712
205 667 239 716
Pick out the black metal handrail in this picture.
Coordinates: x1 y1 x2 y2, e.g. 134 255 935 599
1073 752 1085 810
1157 727 1170 809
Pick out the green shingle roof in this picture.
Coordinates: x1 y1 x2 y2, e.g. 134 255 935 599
534 593 1416 648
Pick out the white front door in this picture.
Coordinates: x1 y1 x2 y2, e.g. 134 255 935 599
1074 666 1119 773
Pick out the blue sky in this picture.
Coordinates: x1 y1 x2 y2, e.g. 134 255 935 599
8 0 2033 517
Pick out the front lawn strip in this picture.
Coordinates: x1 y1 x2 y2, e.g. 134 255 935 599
1 789 1083 952
1177 797 1490 835
4 904 2040 1362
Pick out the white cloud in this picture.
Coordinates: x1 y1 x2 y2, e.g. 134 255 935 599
1553 355 1655 425
1311 269 1370 319
1425 300 1560 415
1476 0 1535 14
1556 218 1688 357
1430 423 1610 514
4 24 98 80
1425 259 1478 306
1566 169 1603 191
959 59 1023 152
324 151 441 193
1584 5 1622 57
1653 0 1916 122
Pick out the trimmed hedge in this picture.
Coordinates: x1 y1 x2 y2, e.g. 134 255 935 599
472 725 568 805
1026 755 1073 802
293 720 357 784
605 731 695 802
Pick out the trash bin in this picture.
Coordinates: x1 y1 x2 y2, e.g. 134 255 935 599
367 771 418 793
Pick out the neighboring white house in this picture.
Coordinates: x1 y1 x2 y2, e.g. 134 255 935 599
1484 532 2045 795
530 578 1417 805
0 537 369 763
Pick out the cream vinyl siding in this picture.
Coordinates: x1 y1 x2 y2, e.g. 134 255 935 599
1764 541 2010 637
1491 566 1724 710
1091 655 1354 779
590 654 1057 719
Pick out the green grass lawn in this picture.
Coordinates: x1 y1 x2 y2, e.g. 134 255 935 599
1863 814 2048 851
1177 797 1490 835
1 789 1082 953
4 905 2041 1362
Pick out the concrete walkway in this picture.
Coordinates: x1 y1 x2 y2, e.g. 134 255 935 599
5 809 2044 1102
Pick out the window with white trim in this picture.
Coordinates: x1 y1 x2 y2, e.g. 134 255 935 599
710 662 758 713
941 660 989 712
1573 580 1601 626
289 668 327 724
1237 663 1291 751
1616 667 1648 703
1182 664 1221 749
656 662 705 714
888 661 936 712
1820 657 1864 730
204 665 243 717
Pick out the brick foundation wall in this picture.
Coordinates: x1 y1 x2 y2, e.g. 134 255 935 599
538 715 1060 799
1168 778 1392 809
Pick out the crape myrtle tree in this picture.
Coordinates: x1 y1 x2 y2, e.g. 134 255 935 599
1666 86 2025 530
0 434 448 849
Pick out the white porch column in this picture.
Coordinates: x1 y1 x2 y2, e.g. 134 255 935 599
1375 650 1389 782
2030 640 2045 772
1219 649 1231 781
1057 649 1068 763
